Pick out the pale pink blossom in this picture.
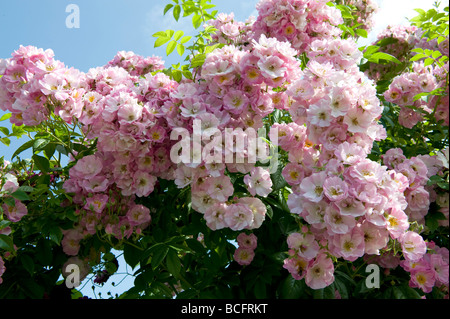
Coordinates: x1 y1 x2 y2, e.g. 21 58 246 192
401 231 427 262
282 162 304 185
244 167 273 197
330 226 365 261
126 204 151 226
324 205 356 235
69 155 103 179
305 253 335 289
233 247 255 266
2 199 27 222
409 269 435 293
224 203 254 231
84 194 109 213
61 229 84 256
386 207 410 239
133 171 157 197
287 232 320 260
205 175 234 202
361 220 389 255
238 197 266 229
299 172 327 203
430 254 449 284
323 176 348 202
283 253 309 280
204 202 228 230
237 232 258 250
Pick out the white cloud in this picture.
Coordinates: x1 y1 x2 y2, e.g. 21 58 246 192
359 0 439 46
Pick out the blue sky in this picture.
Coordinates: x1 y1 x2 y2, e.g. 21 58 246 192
0 0 439 298
0 0 259 73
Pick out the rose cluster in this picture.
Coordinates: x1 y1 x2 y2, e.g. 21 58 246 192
107 50 165 77
0 163 27 284
60 53 179 255
0 45 86 126
383 147 449 227
205 12 256 48
287 38 386 159
167 34 302 233
233 232 258 266
252 0 343 53
384 61 449 128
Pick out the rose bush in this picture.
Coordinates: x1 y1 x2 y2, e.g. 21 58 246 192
0 0 448 299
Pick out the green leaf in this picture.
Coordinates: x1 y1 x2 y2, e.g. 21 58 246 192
36 238 53 266
254 280 267 298
20 279 45 298
172 69 183 82
154 36 171 48
103 252 116 262
190 53 206 68
414 8 426 16
12 139 35 159
432 50 442 59
424 57 435 66
32 154 50 173
0 137 10 147
21 254 35 275
192 13 202 29
369 52 401 64
49 226 63 245
151 244 169 269
266 204 274 219
173 30 184 41
355 28 368 38
0 113 12 122
334 277 349 299
166 249 181 278
411 48 425 53
336 4 353 19
11 190 30 201
426 213 440 232
165 29 175 38
166 40 178 56
33 138 50 151
0 234 14 252
179 35 192 44
56 144 69 156
410 53 427 62
437 181 449 190
204 43 223 54
105 261 118 274
185 238 206 254
377 37 399 47
153 31 168 38
176 43 185 56
176 288 198 299
279 276 306 299
43 142 56 159
0 127 9 135
270 164 287 191
163 3 174 15
173 5 181 21
123 243 142 269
